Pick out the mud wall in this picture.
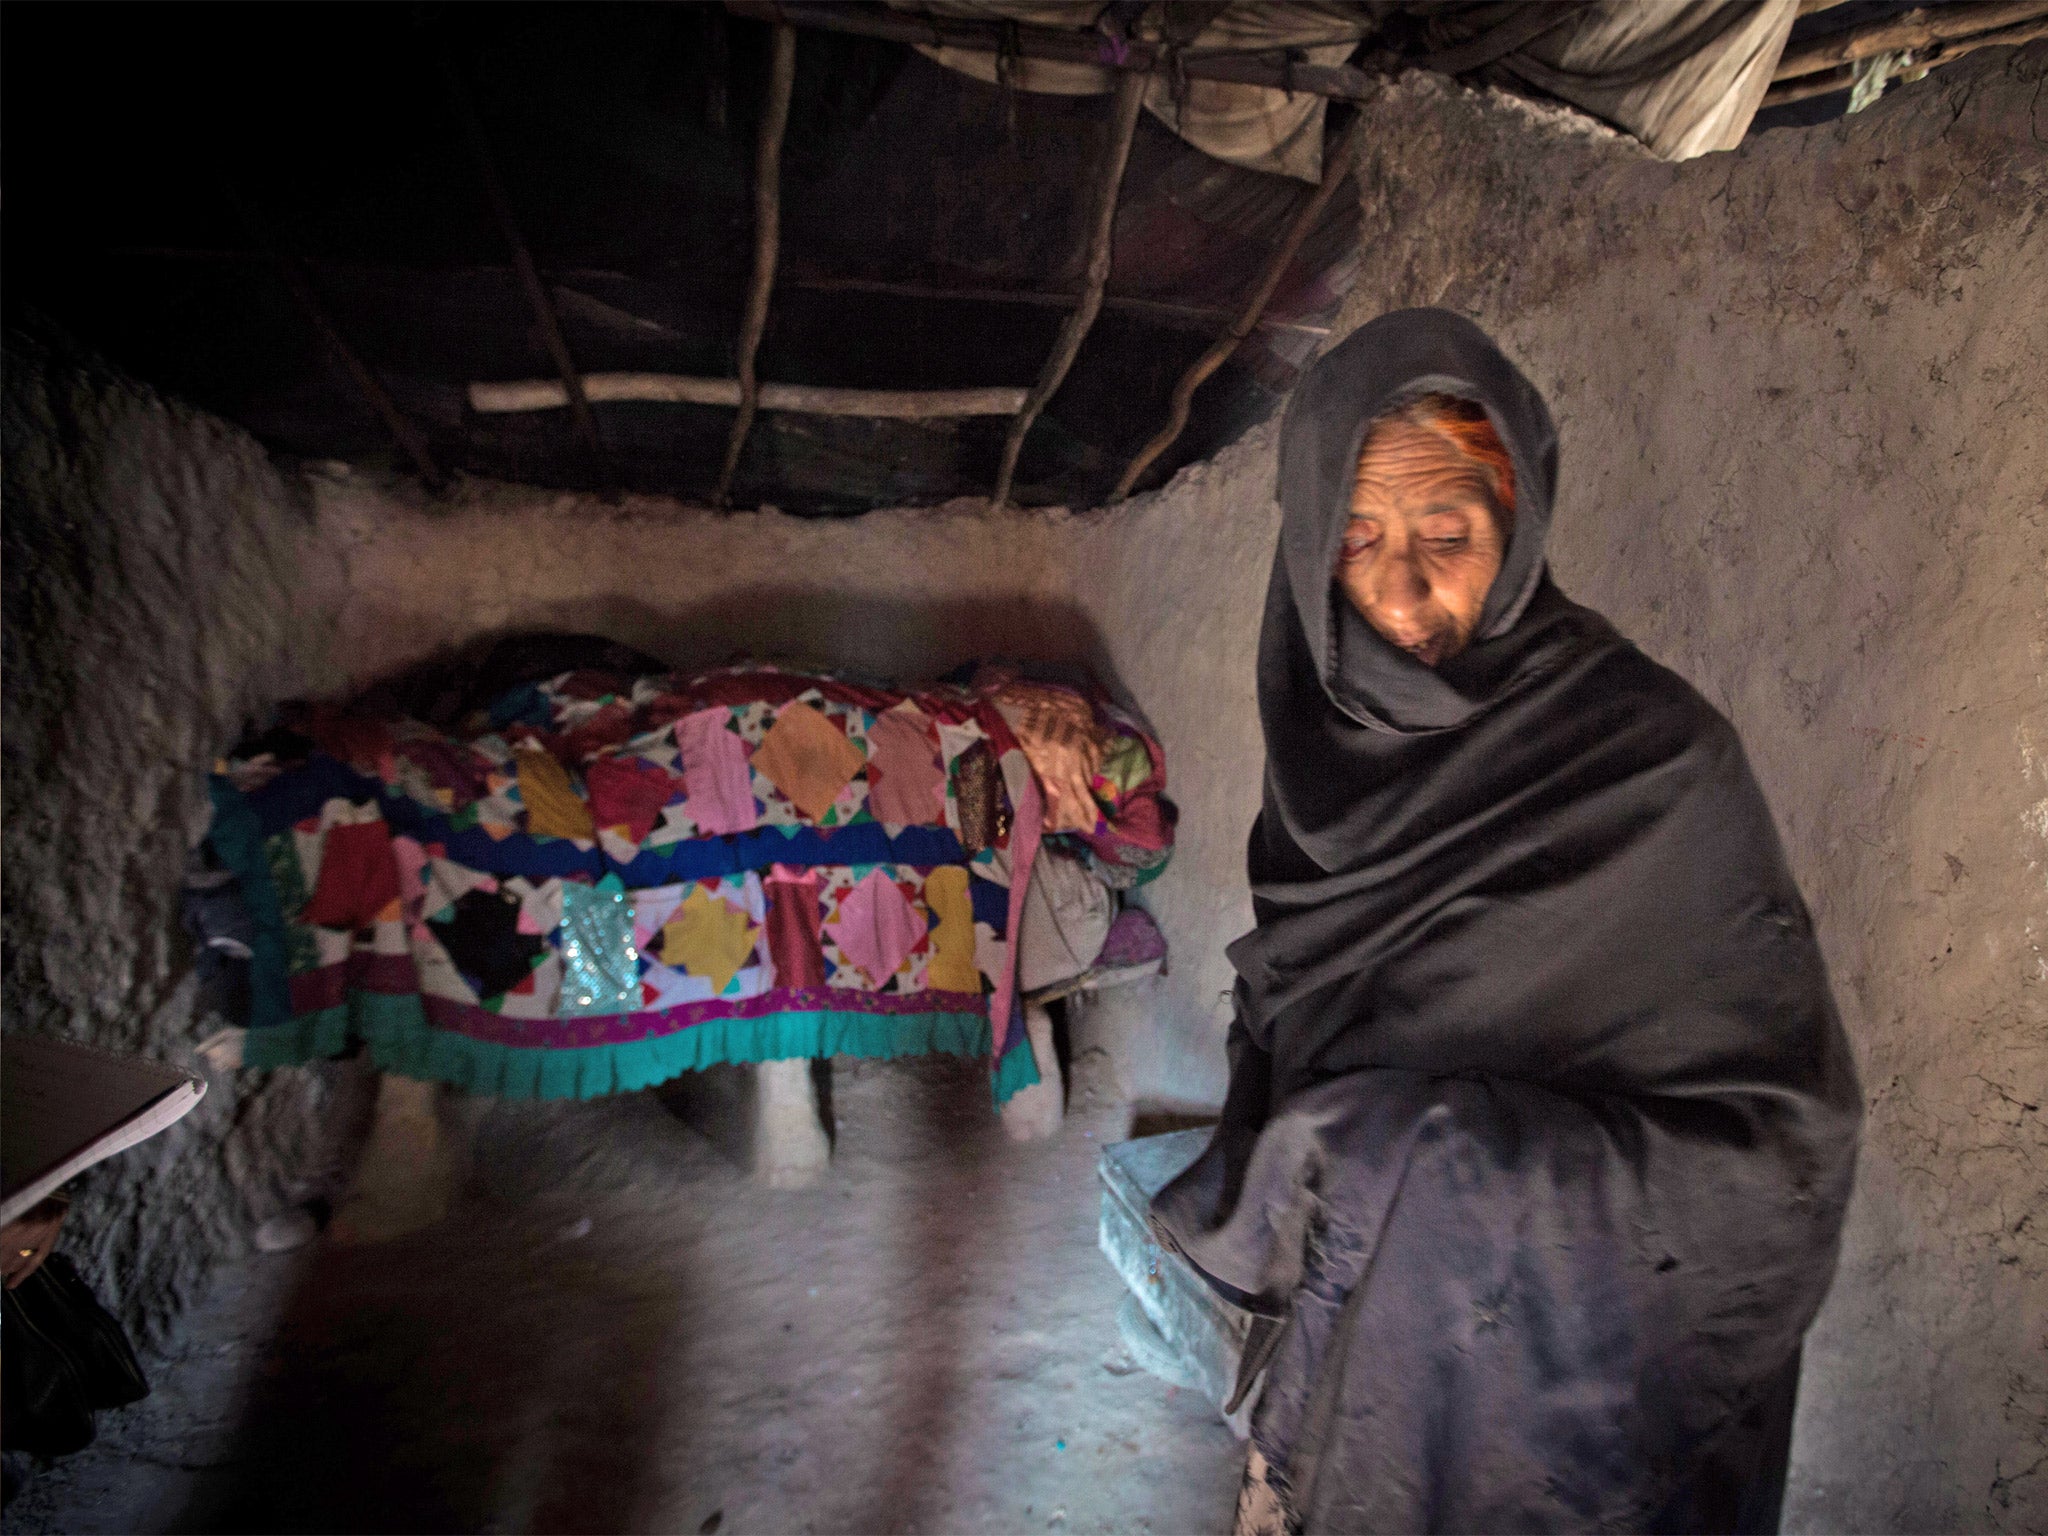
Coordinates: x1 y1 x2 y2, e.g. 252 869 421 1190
0 325 362 1348
1360 50 2046 1534
3 37 2039 1534
317 46 2046 1529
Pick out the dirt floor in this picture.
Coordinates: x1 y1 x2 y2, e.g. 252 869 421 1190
4 1052 1243 1535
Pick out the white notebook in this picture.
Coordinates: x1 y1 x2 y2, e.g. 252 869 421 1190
1 1034 207 1226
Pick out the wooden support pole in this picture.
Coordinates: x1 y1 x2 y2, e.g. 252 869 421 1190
223 182 444 489
1763 11 2048 105
1111 113 1366 504
1916 12 2048 61
470 374 1026 418
991 69 1147 510
444 64 607 475
1761 67 1862 107
1771 0 2048 80
716 21 797 507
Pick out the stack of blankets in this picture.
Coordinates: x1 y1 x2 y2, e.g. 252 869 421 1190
203 653 1173 1103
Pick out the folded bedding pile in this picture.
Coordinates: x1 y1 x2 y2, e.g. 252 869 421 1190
202 650 1172 1103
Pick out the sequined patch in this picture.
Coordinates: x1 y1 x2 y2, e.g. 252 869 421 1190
559 877 640 1016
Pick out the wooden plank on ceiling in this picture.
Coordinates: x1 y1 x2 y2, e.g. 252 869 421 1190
1112 111 1367 503
716 20 798 507
470 375 1026 418
445 63 608 482
1773 0 2048 79
991 69 1148 510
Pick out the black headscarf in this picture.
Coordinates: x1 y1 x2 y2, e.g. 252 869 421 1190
1151 310 1861 1533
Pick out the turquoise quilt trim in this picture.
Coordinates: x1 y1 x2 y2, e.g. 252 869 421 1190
242 1004 355 1066
244 992 1040 1104
991 1029 1041 1105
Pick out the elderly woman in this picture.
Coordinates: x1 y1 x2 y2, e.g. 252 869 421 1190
1152 310 1861 1534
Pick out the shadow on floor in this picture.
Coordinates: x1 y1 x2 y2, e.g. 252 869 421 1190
170 1098 704 1535
20 1056 1246 1535
1128 1108 1220 1140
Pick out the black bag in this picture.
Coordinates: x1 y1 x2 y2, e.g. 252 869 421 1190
2 1255 149 1458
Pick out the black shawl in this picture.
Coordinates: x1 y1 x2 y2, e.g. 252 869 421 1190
1151 309 1861 1533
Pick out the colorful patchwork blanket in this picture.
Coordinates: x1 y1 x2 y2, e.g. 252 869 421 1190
203 658 1173 1102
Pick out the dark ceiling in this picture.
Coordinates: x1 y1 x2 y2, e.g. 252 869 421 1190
3 1 1918 513
3 3 1361 513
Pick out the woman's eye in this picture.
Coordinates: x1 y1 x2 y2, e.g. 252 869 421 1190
1426 535 1468 552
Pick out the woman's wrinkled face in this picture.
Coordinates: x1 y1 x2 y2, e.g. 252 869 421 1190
1336 419 1508 668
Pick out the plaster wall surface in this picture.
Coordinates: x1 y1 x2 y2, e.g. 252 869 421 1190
322 481 1083 689
0 325 362 1349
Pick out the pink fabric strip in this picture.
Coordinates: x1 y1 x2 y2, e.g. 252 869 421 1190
989 760 1044 1063
675 707 757 835
864 708 947 827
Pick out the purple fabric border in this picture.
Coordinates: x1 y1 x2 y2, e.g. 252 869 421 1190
422 986 989 1049
288 955 987 1050
291 951 419 1012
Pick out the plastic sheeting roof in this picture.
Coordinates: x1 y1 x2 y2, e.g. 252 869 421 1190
900 0 1802 167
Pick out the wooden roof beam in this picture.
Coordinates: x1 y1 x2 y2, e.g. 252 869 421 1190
470 374 1026 418
1112 112 1367 504
445 63 608 482
991 70 1147 510
1764 7 2048 106
1772 0 2048 80
716 20 797 508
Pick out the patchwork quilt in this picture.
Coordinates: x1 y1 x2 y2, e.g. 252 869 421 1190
205 661 1172 1102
